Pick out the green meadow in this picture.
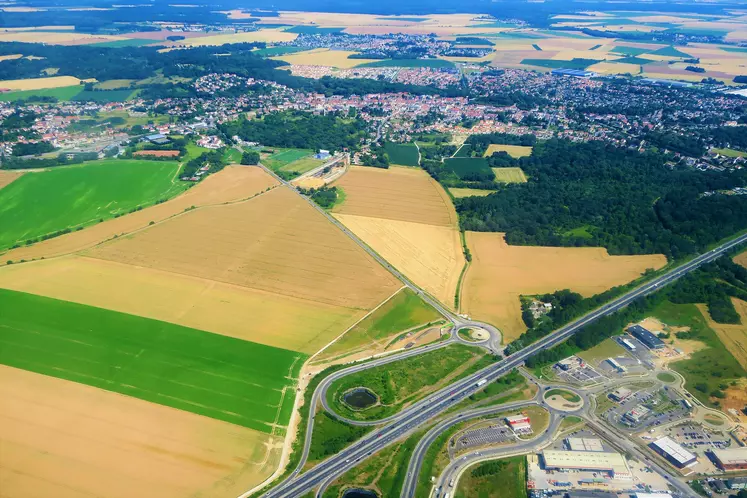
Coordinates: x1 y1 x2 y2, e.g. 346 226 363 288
385 142 420 166
0 159 187 250
0 288 305 432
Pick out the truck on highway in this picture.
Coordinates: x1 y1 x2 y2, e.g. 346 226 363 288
476 378 488 387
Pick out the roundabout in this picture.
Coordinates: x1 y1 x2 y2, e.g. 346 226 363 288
543 388 584 412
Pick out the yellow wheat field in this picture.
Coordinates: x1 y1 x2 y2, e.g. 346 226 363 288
332 166 457 227
0 53 22 62
462 232 667 342
697 299 747 370
588 61 643 75
0 31 122 44
484 144 533 159
492 167 528 183
0 75 80 91
273 48 379 68
735 251 747 270
0 365 281 498
449 188 497 198
334 214 464 306
181 29 298 46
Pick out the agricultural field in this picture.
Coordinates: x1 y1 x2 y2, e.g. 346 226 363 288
696 299 747 370
273 48 379 68
316 287 441 361
0 85 83 102
455 456 527 498
713 148 747 158
331 166 464 306
449 188 497 198
0 75 80 91
73 89 135 102
736 250 747 270
0 288 303 432
492 167 528 183
1 166 277 262
462 232 666 341
444 157 493 180
0 364 282 498
484 144 533 158
0 159 186 251
384 141 420 166
181 29 298 46
357 58 455 68
327 344 493 421
263 148 325 175
0 31 123 44
577 337 629 366
0 170 23 191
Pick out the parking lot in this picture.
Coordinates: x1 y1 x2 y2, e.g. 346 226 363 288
614 335 656 369
552 356 605 385
601 385 690 431
452 423 515 453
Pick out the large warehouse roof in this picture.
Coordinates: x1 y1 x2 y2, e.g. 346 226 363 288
651 437 696 465
568 438 604 452
713 448 747 466
542 450 629 475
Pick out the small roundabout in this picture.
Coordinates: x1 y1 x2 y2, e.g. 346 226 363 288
457 327 490 343
543 388 584 412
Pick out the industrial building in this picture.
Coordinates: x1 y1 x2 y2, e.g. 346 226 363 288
623 405 651 425
551 68 598 78
627 325 665 350
711 447 747 471
567 438 604 452
541 450 632 479
621 338 637 351
610 387 633 402
506 414 532 434
606 358 626 373
650 437 697 468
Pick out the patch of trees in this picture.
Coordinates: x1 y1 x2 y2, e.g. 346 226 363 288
454 139 747 259
240 150 260 165
707 126 747 150
734 76 747 84
301 186 339 209
219 111 365 152
180 149 227 179
11 141 55 156
465 132 536 158
685 66 706 73
1 151 98 170
360 145 389 169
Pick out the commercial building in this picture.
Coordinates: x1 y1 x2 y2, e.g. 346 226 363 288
711 447 747 471
650 437 697 468
606 357 626 373
541 450 632 479
567 438 604 452
551 68 598 78
610 387 633 402
621 338 637 351
506 414 532 434
627 325 665 350
623 405 651 425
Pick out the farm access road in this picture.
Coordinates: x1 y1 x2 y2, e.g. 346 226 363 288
260 225 747 498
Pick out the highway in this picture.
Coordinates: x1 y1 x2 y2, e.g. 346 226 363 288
261 230 747 498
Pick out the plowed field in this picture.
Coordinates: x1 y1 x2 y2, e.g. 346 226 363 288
462 232 667 341
0 170 22 190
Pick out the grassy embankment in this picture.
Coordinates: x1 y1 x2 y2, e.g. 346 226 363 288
0 159 187 251
455 456 528 498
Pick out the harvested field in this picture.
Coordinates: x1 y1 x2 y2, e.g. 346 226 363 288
133 149 180 157
86 187 400 309
462 232 667 342
449 188 496 198
332 166 457 227
273 48 379 68
333 214 464 306
696 299 747 370
0 53 22 61
587 61 643 74
484 144 533 158
0 31 122 44
0 75 80 91
181 29 298 46
2 166 278 262
0 170 22 190
0 256 362 354
492 167 528 183
0 365 282 498
735 250 747 270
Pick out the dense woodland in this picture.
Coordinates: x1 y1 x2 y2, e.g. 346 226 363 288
219 111 366 151
454 139 747 258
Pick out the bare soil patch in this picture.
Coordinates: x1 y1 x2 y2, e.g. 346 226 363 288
332 166 457 227
87 187 400 310
0 170 23 190
462 232 667 342
2 166 278 262
0 365 280 498
735 250 747 270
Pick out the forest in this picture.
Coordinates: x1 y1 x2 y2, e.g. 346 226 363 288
454 139 747 258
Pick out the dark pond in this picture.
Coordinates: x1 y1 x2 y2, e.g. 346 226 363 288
343 387 377 409
342 489 378 498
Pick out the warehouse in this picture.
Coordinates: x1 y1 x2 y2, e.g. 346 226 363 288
711 448 747 471
567 438 604 452
551 68 598 78
627 325 665 350
541 450 631 479
650 437 697 468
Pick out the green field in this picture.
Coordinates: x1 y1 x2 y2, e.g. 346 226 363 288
455 456 527 498
308 412 371 462
263 148 313 170
454 144 473 157
712 148 747 158
651 45 692 58
319 288 441 359
0 85 82 102
492 167 527 183
357 59 455 69
614 56 654 65
327 344 493 421
521 58 600 70
654 301 746 407
544 388 581 403
72 89 135 103
612 45 652 56
657 372 677 383
0 159 186 250
0 288 305 432
90 38 159 48
577 337 627 365
444 157 494 180
385 142 419 166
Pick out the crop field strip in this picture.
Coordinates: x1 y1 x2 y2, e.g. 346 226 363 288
1 166 279 263
0 170 23 191
86 187 401 310
0 159 187 251
0 364 281 498
696 298 747 370
384 142 420 166
332 166 457 227
0 288 303 433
